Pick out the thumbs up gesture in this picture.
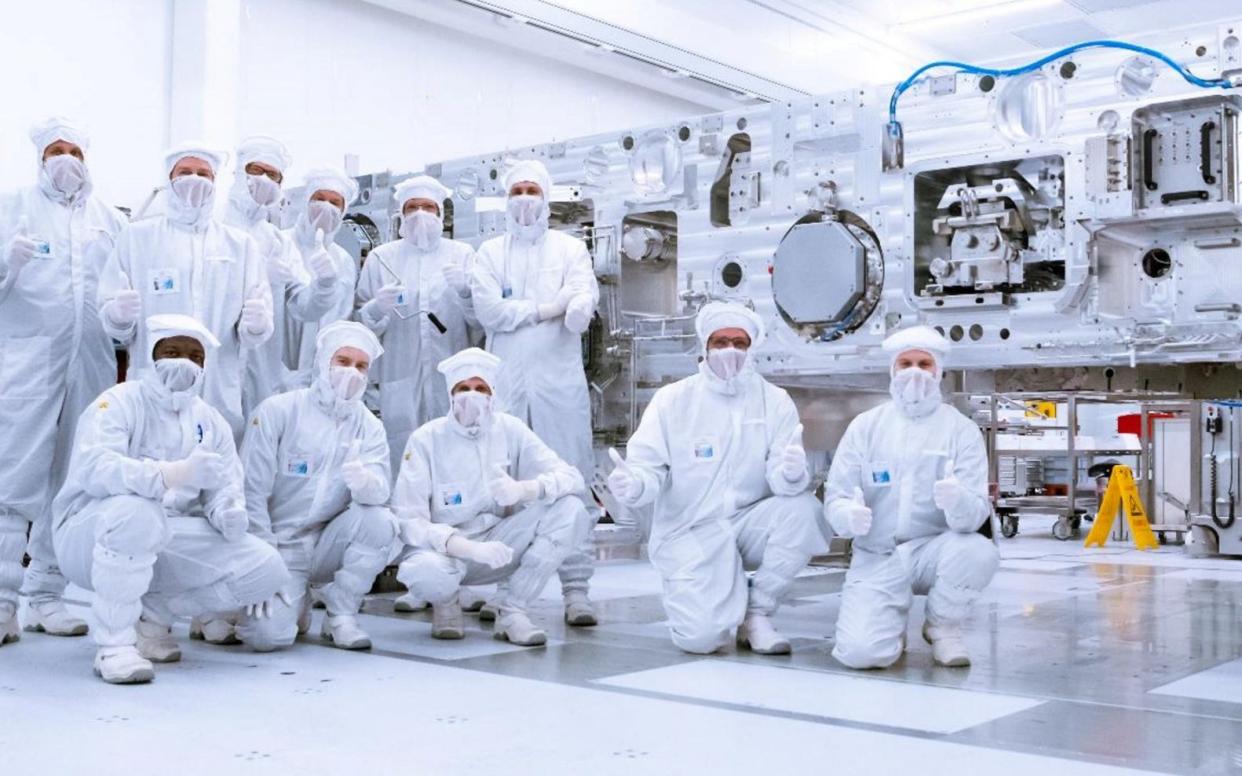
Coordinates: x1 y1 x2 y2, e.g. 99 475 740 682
607 447 643 504
843 486 873 537
341 440 371 498
307 227 337 287
779 423 807 482
932 458 966 514
241 284 272 336
5 215 39 273
488 464 542 508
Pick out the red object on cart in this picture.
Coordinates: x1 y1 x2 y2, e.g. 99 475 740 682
1116 412 1175 436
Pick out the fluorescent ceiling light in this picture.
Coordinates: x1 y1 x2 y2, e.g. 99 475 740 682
894 0 1062 28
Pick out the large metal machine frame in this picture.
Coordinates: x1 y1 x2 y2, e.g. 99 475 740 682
326 19 1242 553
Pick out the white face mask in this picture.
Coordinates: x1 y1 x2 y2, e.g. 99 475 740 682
451 390 492 428
153 357 204 394
247 173 282 207
400 210 443 252
171 174 215 209
706 346 748 381
507 194 543 227
45 155 87 197
890 366 942 418
328 365 366 402
308 200 343 236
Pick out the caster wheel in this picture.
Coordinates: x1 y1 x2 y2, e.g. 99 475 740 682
1052 519 1072 541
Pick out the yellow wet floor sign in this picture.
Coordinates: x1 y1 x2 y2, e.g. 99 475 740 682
1084 465 1159 550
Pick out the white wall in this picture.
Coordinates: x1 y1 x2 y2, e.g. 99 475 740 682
235 0 710 186
0 0 170 209
0 0 711 210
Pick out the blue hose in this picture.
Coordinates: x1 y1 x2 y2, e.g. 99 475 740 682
888 39 1234 127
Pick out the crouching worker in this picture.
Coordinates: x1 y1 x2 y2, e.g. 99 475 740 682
52 315 290 684
606 302 825 655
824 325 998 669
394 347 593 647
239 321 398 651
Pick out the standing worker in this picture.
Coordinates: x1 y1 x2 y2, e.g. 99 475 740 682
0 117 128 642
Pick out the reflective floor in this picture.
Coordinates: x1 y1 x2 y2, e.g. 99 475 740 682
5 515 1242 775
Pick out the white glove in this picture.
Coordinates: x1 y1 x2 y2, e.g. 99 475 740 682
245 591 292 619
371 284 406 316
266 243 297 286
488 465 542 507
933 459 967 513
779 424 807 482
537 285 576 322
212 506 249 543
241 290 270 335
307 228 337 288
4 216 38 274
159 448 228 492
841 487 873 537
458 538 514 570
341 441 372 498
607 447 642 503
564 294 593 334
442 259 470 298
106 289 143 329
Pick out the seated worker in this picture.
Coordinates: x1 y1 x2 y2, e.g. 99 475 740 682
393 347 593 647
606 302 825 655
238 320 398 651
52 314 290 684
824 325 998 668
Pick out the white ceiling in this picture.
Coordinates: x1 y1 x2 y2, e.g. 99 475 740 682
366 0 1242 106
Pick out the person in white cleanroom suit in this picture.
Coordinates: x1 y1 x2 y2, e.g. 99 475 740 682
824 325 998 669
394 347 594 646
284 167 360 387
97 142 274 439
469 159 602 627
238 320 396 651
52 315 290 684
224 137 338 417
0 117 128 643
606 302 825 655
356 174 480 478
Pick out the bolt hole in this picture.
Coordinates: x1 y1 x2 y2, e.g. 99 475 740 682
721 261 744 288
979 75 995 93
999 327 1011 340
677 125 691 142
1059 61 1077 79
969 324 984 341
621 135 635 151
949 325 964 342
1196 45 1208 57
1141 248 1172 278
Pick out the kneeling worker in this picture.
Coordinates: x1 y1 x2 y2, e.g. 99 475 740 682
239 321 398 651
606 302 825 655
824 325 998 668
53 315 290 684
393 348 593 647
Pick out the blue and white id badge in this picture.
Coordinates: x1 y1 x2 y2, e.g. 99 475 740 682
691 437 718 463
283 452 312 478
30 236 53 260
148 268 182 295
868 459 892 486
439 483 465 507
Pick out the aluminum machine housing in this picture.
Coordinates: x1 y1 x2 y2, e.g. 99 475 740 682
326 20 1242 554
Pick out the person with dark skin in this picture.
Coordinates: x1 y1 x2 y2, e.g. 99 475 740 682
52 314 291 684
